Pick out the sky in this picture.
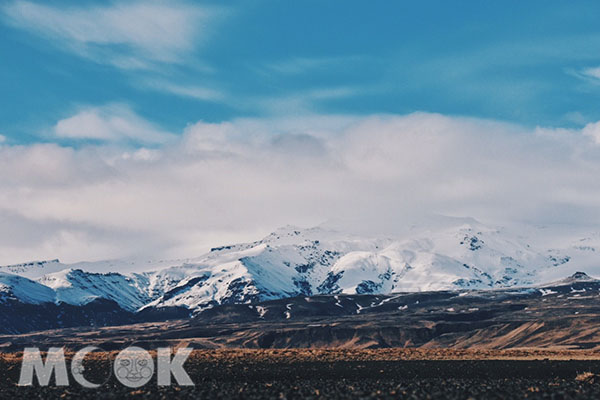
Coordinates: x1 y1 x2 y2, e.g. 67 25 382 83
2 0 600 264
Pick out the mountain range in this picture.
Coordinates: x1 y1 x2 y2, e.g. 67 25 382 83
0 217 598 334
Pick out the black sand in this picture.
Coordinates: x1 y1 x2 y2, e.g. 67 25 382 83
1 357 600 399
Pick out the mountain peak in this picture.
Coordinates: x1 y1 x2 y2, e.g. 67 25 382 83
570 271 593 281
541 271 598 288
270 224 305 236
0 259 65 279
0 259 60 268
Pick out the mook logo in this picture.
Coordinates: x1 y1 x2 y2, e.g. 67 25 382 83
18 346 194 388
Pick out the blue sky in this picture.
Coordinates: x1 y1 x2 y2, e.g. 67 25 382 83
2 1 600 264
3 0 600 146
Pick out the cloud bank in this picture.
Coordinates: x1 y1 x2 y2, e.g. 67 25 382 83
1 112 600 264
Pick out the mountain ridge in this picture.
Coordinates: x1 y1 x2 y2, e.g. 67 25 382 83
0 219 598 315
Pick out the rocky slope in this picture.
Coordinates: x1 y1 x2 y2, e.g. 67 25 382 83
2 272 600 348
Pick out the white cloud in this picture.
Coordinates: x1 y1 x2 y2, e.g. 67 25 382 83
582 120 600 144
2 0 217 69
140 80 225 102
581 67 600 81
0 134 5 143
257 86 362 115
54 104 174 144
2 112 600 264
266 56 362 75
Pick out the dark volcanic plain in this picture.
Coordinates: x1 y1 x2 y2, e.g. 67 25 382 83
2 350 600 399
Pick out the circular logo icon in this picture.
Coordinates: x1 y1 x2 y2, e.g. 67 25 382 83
114 346 154 388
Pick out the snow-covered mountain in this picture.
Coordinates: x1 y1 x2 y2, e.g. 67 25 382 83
0 272 56 304
0 218 598 313
38 269 152 311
